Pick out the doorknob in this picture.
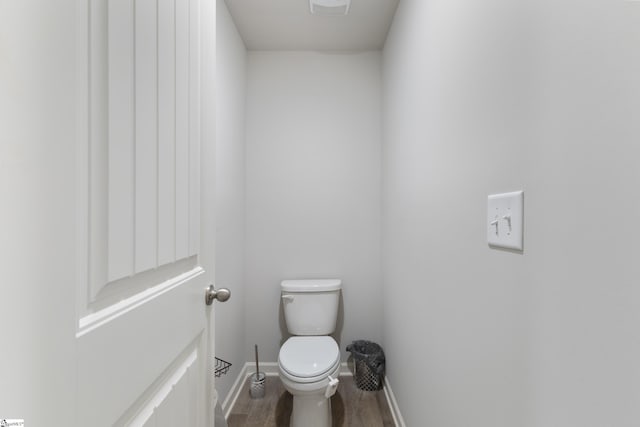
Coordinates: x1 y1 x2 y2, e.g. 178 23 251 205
205 285 231 306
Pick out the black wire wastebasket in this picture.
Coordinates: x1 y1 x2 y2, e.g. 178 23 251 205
346 340 385 391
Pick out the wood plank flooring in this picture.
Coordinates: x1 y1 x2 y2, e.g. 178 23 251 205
227 375 394 427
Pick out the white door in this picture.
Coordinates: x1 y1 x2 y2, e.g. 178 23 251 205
75 0 218 425
0 0 218 425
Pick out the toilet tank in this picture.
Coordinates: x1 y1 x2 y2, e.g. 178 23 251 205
281 279 342 336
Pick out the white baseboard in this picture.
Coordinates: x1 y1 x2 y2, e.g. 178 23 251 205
255 361 279 376
243 361 352 377
221 361 405 427
382 376 406 427
221 363 247 419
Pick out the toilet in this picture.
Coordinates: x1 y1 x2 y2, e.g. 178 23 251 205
278 279 342 427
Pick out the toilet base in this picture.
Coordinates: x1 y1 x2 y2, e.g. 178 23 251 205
278 341 341 427
279 362 341 427
290 393 332 427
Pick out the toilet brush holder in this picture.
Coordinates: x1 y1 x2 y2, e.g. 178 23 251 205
249 372 266 399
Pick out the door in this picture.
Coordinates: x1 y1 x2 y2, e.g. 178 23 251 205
0 0 216 424
75 0 217 425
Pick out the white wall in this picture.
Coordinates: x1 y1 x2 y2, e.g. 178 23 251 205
383 0 640 426
214 0 247 403
245 51 383 362
0 0 77 423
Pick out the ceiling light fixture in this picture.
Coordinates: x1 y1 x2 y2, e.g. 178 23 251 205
309 0 351 15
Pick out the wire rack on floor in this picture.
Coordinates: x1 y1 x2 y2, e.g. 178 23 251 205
214 357 232 377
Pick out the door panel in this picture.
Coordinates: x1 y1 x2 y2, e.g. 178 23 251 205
75 0 213 425
133 0 159 275
88 0 202 305
106 0 135 284
77 276 205 425
157 0 177 267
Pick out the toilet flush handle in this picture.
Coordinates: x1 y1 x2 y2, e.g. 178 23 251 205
324 376 339 398
281 295 294 303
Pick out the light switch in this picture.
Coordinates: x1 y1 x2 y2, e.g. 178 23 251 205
487 191 524 251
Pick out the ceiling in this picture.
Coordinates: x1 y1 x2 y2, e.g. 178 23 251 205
224 0 400 51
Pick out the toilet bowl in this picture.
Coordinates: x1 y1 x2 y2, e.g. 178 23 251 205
278 336 341 427
277 279 342 427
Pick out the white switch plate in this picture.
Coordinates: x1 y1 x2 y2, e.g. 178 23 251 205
487 191 524 251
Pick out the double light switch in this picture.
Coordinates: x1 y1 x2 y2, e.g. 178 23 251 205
487 191 524 251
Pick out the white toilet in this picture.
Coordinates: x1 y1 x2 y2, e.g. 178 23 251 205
278 279 342 427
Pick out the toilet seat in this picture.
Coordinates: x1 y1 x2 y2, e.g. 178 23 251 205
279 337 340 384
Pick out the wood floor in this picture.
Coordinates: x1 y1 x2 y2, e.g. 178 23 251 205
227 375 394 427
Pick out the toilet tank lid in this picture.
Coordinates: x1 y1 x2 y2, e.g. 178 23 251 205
281 279 342 292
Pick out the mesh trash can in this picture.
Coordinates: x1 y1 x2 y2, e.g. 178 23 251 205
346 340 385 391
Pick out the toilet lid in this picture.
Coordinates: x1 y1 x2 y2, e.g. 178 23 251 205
279 337 340 379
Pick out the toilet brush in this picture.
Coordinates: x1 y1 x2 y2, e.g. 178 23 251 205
250 344 265 399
